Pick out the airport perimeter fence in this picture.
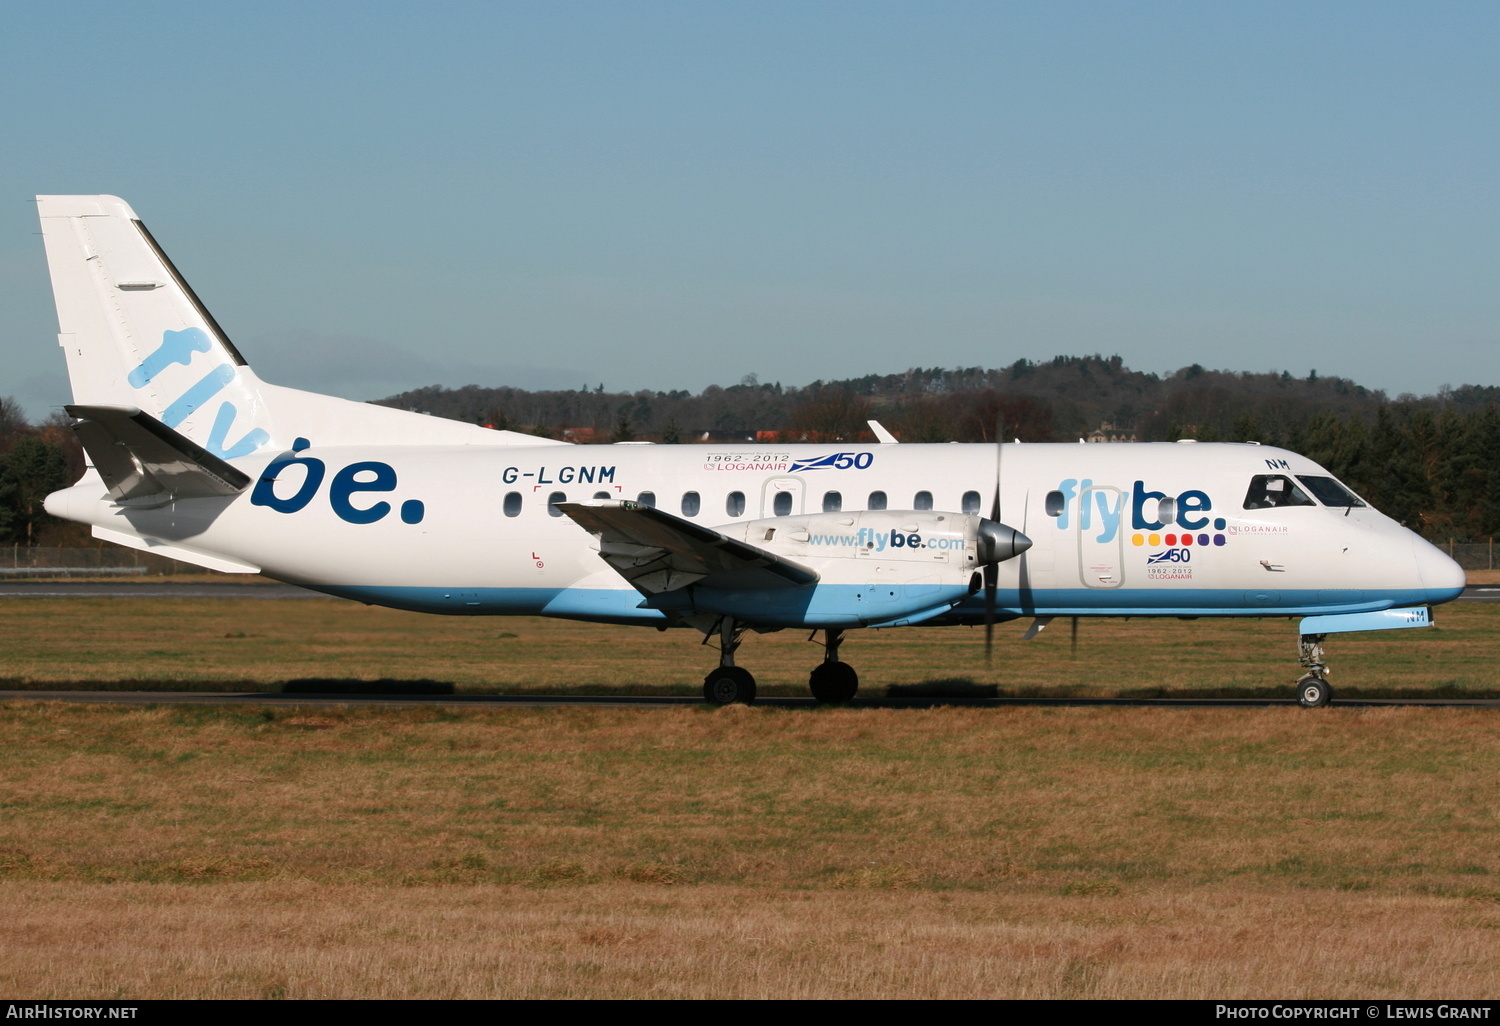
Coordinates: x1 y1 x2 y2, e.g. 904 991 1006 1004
0 545 211 577
1448 541 1497 571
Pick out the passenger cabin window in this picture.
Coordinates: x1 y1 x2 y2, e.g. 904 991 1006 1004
773 491 793 516
593 491 611 501
636 491 656 508
1243 475 1315 510
547 492 566 517
1045 490 1065 517
961 490 981 514
503 492 522 518
823 491 842 513
681 491 700 517
726 491 746 517
1297 475 1367 508
1158 496 1177 525
914 490 933 511
868 490 887 511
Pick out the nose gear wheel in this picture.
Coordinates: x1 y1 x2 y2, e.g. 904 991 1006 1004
1296 674 1332 708
1294 633 1332 708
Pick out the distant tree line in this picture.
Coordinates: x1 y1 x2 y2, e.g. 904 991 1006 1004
0 398 85 547
3 355 1496 546
1273 402 1500 542
378 356 1420 443
378 356 1500 541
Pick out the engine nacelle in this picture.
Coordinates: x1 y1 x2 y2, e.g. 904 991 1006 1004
694 510 1031 629
730 509 1007 566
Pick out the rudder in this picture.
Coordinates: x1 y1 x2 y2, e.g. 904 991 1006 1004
37 194 568 453
37 195 272 460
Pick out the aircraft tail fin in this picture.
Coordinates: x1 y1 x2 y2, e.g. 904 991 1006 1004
37 195 278 459
36 195 562 454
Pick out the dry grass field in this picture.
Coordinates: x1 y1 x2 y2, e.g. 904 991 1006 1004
1 594 1498 698
2 597 1500 998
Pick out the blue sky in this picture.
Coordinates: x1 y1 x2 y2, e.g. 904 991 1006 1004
3 1 1497 418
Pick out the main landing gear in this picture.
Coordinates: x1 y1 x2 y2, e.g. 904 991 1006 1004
703 617 757 705
700 622 862 706
1295 633 1333 708
809 629 858 704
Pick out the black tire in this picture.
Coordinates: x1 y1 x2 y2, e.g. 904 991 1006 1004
704 666 757 705
809 661 859 704
1296 675 1332 708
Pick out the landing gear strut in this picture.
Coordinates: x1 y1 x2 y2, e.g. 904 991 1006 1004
1295 633 1333 708
703 617 756 705
808 629 859 704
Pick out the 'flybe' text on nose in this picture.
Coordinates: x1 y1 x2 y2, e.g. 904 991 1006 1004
1053 480 1216 542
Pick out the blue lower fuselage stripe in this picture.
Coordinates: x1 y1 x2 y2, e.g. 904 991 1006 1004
313 584 1462 625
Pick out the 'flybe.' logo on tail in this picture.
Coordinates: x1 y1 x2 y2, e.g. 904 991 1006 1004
127 329 270 459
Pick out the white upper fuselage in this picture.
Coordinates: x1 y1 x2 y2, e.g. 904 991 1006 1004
47 438 1465 627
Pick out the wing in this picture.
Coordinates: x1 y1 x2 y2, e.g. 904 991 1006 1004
558 501 818 596
66 404 251 505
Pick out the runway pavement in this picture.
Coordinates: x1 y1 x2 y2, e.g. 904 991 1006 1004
3 689 1499 710
0 581 333 599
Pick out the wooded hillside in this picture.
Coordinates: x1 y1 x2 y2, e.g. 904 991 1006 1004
373 357 1499 541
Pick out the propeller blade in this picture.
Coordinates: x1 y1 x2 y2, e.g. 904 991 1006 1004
1070 616 1079 658
985 433 1001 666
1016 490 1033 615
990 432 1002 521
984 562 997 667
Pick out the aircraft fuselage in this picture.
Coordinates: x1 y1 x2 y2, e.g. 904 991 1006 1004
46 438 1464 628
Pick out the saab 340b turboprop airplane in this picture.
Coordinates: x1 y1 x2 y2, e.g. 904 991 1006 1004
34 195 1467 707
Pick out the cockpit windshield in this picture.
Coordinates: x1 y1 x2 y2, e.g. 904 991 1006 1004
1296 475 1367 508
1243 475 1315 510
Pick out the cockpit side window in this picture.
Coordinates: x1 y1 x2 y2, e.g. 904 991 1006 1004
1243 475 1316 510
1296 475 1367 508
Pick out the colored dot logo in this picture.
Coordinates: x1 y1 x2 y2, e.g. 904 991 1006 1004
1132 531 1227 547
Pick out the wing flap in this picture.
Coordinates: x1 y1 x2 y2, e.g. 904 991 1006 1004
558 501 818 596
66 404 251 505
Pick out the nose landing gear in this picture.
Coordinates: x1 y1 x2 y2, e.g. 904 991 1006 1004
1295 633 1333 708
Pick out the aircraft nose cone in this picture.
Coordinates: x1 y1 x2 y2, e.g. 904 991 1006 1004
1413 535 1466 605
977 520 1032 564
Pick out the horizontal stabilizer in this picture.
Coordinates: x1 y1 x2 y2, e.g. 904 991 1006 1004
559 501 818 596
66 404 251 505
92 526 261 574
